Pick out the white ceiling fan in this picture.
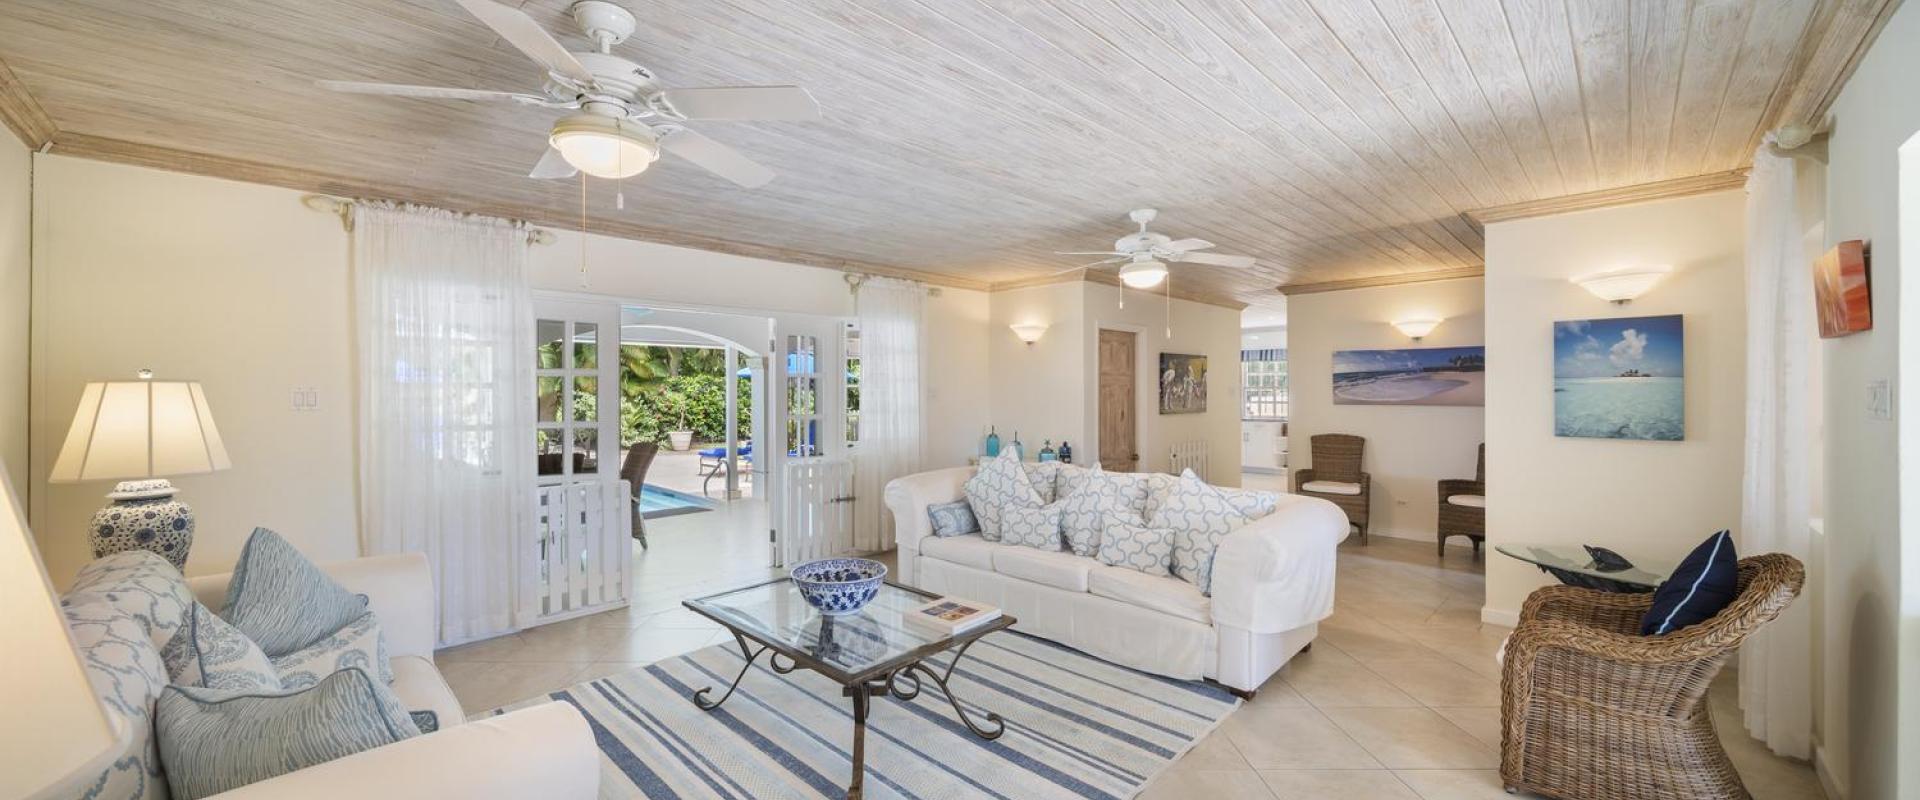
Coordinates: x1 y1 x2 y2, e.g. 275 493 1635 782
1056 208 1257 289
315 0 819 188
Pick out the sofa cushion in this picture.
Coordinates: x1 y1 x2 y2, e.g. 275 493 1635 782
1155 470 1252 595
1445 494 1486 509
223 528 370 656
62 596 175 800
389 654 464 729
1096 512 1176 577
1088 566 1212 624
157 667 421 799
918 533 997 571
1219 487 1283 520
1000 504 1064 550
162 601 282 692
66 549 194 650
271 610 395 689
1058 466 1151 557
992 546 1094 592
927 500 980 537
963 451 1043 542
1022 461 1062 504
1053 463 1094 500
1302 480 1362 496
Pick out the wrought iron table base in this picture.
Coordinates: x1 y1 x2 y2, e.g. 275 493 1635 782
689 632 1005 799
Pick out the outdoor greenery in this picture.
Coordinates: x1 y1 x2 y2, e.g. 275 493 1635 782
538 338 753 449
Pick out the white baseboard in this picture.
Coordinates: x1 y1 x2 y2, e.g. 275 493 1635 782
1481 607 1519 628
1815 744 1845 800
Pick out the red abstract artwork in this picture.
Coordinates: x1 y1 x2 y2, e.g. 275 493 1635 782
1814 240 1871 338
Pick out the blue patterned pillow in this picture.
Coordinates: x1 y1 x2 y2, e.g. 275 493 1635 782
62 597 175 800
1096 512 1175 576
65 549 194 651
162 601 281 692
157 667 420 799
1001 505 1064 550
1022 461 1061 504
221 527 369 656
410 710 440 733
1218 487 1283 520
1058 466 1151 557
964 451 1043 542
271 610 394 689
1054 463 1093 500
1155 470 1252 595
927 500 980 537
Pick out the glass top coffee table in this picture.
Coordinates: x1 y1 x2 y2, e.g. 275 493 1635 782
684 578 1016 799
1494 543 1670 593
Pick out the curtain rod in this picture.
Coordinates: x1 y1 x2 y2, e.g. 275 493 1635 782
843 271 942 297
300 194 556 245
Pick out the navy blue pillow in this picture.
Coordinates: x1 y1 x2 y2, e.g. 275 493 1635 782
1640 530 1739 636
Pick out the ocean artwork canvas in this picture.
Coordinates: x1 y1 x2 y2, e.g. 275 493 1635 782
1554 315 1684 441
1332 346 1485 406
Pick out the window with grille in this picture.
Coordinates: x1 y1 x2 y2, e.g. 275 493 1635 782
1242 348 1288 421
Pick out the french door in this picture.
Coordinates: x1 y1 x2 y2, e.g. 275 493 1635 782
532 298 630 620
769 315 854 567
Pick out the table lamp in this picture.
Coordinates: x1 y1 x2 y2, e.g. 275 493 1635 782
0 462 125 799
49 370 231 569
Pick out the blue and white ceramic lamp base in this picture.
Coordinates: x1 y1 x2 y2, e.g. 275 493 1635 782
90 478 195 570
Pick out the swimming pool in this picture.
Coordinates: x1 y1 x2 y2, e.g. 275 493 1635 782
637 484 717 519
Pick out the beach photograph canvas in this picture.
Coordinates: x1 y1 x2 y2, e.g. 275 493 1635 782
1332 346 1485 406
1554 315 1684 441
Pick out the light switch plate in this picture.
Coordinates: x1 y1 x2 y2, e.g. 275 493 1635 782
1867 378 1892 420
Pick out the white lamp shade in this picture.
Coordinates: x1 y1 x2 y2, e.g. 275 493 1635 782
50 380 231 482
550 113 659 179
1118 260 1169 289
1009 323 1049 343
1573 266 1671 303
1393 318 1442 339
0 463 124 798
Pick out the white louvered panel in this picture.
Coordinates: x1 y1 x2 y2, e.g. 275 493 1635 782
1170 439 1210 483
781 456 854 566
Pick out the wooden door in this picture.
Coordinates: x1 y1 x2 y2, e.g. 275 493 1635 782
1098 329 1138 472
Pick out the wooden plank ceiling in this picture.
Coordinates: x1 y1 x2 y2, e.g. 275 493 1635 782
0 0 1876 307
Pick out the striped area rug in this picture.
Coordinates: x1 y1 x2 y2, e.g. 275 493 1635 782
490 632 1240 799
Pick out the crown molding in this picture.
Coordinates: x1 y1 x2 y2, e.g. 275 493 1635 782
989 269 1250 310
1462 170 1749 229
0 56 55 148
1278 266 1484 296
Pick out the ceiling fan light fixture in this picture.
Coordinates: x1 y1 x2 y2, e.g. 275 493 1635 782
550 113 659 179
1118 260 1168 289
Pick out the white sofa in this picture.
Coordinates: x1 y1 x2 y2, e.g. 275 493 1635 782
884 466 1349 695
68 551 599 800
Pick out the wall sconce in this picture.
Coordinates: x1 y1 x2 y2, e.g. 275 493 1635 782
1009 323 1049 346
1572 266 1671 304
1392 318 1442 341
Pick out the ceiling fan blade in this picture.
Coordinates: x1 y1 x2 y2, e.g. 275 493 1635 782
529 145 578 179
1165 238 1215 252
658 86 821 121
657 127 776 188
1176 251 1257 269
1054 251 1126 256
453 0 597 87
316 80 549 104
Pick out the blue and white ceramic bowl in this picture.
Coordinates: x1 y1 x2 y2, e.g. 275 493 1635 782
791 558 887 616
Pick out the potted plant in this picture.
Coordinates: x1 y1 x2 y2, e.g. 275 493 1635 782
661 390 696 451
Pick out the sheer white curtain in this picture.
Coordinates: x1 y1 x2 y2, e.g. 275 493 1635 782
852 277 925 552
353 202 536 646
1738 140 1814 758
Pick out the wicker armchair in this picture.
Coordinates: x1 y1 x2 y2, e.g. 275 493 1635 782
1436 443 1485 558
1501 553 1805 800
1294 434 1370 544
620 442 659 550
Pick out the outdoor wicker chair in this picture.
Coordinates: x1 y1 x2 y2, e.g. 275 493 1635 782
620 442 659 550
1500 553 1805 800
1294 433 1370 544
1436 443 1485 558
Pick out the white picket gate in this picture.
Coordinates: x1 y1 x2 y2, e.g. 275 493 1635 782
778 456 855 567
534 480 632 619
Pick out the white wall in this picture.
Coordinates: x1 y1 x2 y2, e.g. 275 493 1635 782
1482 191 1746 620
987 282 1086 460
1287 279 1485 542
1 128 29 500
1819 3 1920 795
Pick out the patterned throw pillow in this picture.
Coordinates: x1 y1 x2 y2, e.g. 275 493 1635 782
926 500 980 537
1096 512 1176 576
221 527 369 656
1218 487 1283 521
1000 504 1064 550
1054 463 1093 500
963 451 1043 542
157 667 421 799
1155 470 1253 595
1058 466 1151 557
1022 461 1061 504
162 601 281 692
271 610 395 689
64 549 194 650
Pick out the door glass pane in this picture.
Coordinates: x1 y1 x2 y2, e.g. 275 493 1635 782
786 335 817 375
538 376 565 422
788 377 817 416
573 376 598 422
572 429 600 474
537 320 566 368
574 322 598 369
537 428 564 476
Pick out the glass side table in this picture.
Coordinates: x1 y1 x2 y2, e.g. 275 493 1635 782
1494 543 1669 593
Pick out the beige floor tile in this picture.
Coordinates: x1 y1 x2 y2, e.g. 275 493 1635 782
571 661 648 684
1258 770 1421 800
1279 645 1422 708
1319 616 1448 664
1322 707 1498 769
1429 707 1502 750
1362 658 1502 707
592 625 729 663
1140 769 1277 800
1170 730 1252 771
1391 769 1530 800
1222 706 1382 770
439 660 589 714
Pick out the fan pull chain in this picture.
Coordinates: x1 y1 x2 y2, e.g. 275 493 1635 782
616 145 626 210
1164 272 1172 338
1117 281 1125 310
578 171 591 289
